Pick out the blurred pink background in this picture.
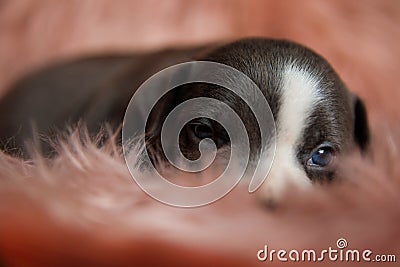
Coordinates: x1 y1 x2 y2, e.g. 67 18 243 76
0 2 400 266
1 0 399 118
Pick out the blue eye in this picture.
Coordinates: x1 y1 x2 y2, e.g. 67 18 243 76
308 146 335 167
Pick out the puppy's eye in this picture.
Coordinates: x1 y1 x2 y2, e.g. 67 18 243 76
190 123 213 140
307 145 335 167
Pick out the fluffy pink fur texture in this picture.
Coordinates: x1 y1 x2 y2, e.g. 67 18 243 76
0 0 399 266
0 120 399 266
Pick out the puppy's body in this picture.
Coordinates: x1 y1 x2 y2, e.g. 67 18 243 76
0 38 369 200
0 47 203 152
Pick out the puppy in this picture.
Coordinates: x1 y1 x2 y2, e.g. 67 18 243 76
0 38 369 201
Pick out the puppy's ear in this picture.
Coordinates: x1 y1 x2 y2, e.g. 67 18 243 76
352 95 369 151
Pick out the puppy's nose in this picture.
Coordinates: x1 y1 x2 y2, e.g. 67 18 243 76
257 154 312 206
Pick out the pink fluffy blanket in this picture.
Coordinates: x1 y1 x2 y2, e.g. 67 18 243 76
0 1 399 266
0 121 399 266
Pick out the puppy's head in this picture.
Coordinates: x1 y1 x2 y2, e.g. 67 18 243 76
147 38 369 200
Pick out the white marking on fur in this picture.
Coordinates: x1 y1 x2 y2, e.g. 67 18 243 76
260 64 322 200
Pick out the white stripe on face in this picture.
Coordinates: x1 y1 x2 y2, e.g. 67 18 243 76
259 64 322 201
